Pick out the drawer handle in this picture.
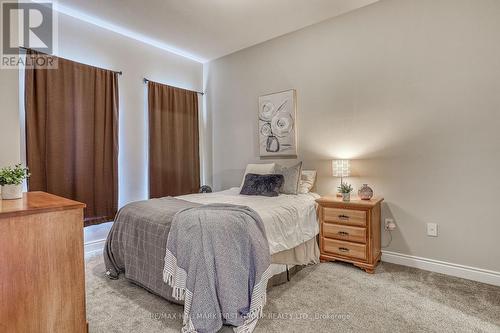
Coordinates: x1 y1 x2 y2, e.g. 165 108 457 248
338 247 350 252
337 231 349 236
338 214 350 220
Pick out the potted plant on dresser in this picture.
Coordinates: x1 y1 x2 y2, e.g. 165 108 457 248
338 182 353 202
0 164 30 200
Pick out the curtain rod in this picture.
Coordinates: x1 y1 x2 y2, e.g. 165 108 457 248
143 78 204 95
18 46 123 75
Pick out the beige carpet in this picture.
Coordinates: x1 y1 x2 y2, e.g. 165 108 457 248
85 254 500 332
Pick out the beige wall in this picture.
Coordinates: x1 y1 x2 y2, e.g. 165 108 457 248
204 0 500 271
0 0 20 170
0 69 20 168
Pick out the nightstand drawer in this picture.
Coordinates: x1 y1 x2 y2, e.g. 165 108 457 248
322 238 367 260
323 223 366 243
323 207 366 227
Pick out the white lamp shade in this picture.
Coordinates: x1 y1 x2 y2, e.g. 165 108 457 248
332 160 350 177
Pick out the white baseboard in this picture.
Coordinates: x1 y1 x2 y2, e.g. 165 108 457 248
84 239 106 258
382 250 500 287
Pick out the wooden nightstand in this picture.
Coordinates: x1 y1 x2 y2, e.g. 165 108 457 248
316 196 384 273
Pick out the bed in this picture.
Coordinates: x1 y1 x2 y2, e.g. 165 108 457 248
179 188 320 284
179 187 319 257
103 167 319 331
104 187 320 295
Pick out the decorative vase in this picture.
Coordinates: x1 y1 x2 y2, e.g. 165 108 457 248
342 192 350 202
1 184 23 200
266 135 280 152
358 184 374 200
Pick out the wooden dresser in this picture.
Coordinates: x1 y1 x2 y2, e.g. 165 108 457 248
316 196 384 273
0 192 87 333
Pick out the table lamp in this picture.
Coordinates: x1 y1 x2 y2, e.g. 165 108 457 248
332 159 350 197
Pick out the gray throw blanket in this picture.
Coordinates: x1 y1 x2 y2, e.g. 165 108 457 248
163 204 272 333
104 197 201 303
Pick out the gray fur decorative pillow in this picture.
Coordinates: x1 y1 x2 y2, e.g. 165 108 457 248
275 162 303 195
240 173 284 197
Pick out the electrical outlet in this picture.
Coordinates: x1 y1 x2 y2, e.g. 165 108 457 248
385 218 396 231
427 223 438 237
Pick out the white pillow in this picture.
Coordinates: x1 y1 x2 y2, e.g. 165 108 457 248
240 163 276 187
298 170 317 194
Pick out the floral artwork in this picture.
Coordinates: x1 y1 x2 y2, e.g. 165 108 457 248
258 90 297 157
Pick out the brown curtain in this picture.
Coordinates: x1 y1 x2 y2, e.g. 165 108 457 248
25 51 119 226
148 81 200 198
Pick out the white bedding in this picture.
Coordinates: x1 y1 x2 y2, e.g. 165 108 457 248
178 187 320 255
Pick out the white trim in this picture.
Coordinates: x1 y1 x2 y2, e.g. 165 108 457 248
382 250 500 287
84 239 106 258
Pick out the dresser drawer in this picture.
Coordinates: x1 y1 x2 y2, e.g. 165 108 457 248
323 207 366 227
322 238 367 260
323 223 366 243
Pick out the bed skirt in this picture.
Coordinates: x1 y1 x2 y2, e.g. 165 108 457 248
271 237 320 266
268 237 320 286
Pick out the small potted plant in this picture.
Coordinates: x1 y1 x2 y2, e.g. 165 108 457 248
338 182 353 202
0 164 30 200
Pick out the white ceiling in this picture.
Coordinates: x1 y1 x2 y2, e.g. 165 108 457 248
56 0 379 62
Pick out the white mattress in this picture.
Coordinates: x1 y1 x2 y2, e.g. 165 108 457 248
178 187 320 255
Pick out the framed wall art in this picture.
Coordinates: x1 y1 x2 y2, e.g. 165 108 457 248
258 89 297 157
